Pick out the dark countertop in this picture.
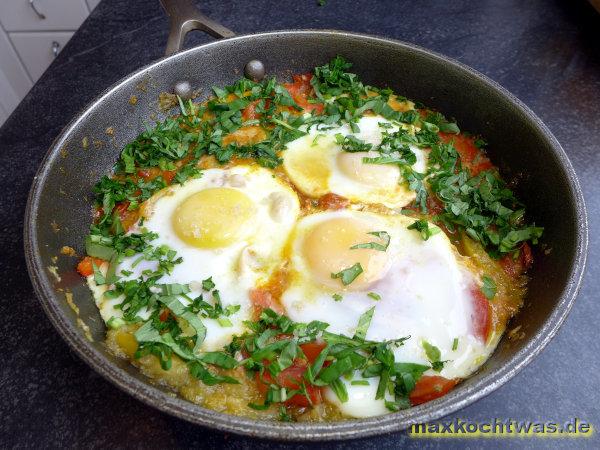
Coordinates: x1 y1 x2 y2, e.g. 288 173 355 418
1 0 598 448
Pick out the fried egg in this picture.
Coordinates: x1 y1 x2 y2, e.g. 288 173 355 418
89 166 300 351
280 210 496 417
282 115 426 208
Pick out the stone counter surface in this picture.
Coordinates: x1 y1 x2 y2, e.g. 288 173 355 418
0 0 598 448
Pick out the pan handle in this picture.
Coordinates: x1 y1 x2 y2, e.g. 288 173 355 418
160 0 235 56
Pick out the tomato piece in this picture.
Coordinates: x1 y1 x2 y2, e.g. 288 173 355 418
470 286 491 342
499 254 519 277
76 256 106 277
159 309 171 322
470 159 494 175
500 243 534 277
299 341 327 364
93 206 103 222
241 99 271 121
439 132 494 176
114 202 139 231
162 170 176 184
317 192 349 210
521 242 533 271
249 288 284 315
426 194 445 215
409 376 458 406
242 100 260 121
255 363 322 407
255 370 271 395
137 167 176 185
439 132 478 161
137 168 158 180
283 74 324 114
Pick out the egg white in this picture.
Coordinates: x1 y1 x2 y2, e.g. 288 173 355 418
90 166 300 351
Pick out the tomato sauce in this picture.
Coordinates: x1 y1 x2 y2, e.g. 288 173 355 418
283 74 324 114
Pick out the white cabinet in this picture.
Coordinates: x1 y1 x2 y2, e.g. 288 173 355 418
0 0 98 126
0 0 89 32
10 31 74 81
0 27 32 101
0 103 7 124
0 26 32 123
86 0 101 11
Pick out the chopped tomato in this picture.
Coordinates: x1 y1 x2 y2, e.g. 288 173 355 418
137 167 176 184
299 341 327 364
426 194 445 215
284 74 324 114
249 288 284 315
137 168 158 180
499 255 518 277
521 242 533 270
470 159 494 176
242 100 260 121
241 99 271 121
159 309 171 322
409 376 458 406
471 286 491 342
93 206 103 222
162 170 176 184
318 192 349 210
500 242 534 277
114 202 140 231
439 132 494 176
255 361 322 407
76 256 106 277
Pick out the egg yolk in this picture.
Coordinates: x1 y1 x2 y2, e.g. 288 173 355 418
336 151 400 188
302 217 390 290
172 187 255 248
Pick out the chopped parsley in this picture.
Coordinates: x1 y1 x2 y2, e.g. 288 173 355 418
407 219 440 241
350 231 390 251
427 142 543 257
331 263 364 286
201 277 216 291
452 337 459 351
354 306 375 340
481 275 497 300
335 133 373 152
422 341 446 372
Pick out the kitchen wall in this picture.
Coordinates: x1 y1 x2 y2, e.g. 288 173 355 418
0 0 100 126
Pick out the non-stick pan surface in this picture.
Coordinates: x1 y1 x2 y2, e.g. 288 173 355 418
24 25 587 441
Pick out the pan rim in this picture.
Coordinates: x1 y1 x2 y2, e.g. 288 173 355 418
24 29 588 441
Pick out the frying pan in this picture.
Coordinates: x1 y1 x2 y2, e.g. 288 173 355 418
24 0 588 441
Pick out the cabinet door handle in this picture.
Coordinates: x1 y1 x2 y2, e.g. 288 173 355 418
29 0 46 20
52 41 60 58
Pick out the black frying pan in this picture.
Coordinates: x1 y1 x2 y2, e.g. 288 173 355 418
24 0 588 441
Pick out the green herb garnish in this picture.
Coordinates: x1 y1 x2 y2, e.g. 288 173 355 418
350 231 390 251
331 263 364 286
407 219 440 241
422 341 445 372
481 275 497 300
